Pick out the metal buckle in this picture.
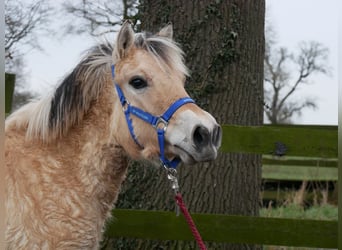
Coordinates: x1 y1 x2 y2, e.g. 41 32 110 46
163 165 180 215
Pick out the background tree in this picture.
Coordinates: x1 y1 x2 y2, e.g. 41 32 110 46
63 0 139 36
5 0 50 60
103 1 265 249
263 23 332 217
264 24 330 124
5 0 51 111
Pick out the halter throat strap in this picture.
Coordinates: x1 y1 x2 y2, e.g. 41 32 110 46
111 65 195 168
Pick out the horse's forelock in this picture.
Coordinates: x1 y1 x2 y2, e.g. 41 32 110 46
134 32 189 76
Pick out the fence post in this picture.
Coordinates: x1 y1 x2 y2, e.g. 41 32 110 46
5 73 15 115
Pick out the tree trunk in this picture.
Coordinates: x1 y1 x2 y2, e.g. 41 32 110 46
106 1 265 249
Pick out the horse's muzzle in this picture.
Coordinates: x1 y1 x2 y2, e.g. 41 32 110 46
166 109 222 165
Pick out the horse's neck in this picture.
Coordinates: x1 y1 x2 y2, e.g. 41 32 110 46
65 83 129 215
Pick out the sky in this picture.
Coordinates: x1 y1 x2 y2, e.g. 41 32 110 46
22 0 339 125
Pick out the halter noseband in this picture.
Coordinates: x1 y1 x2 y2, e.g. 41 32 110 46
111 65 195 169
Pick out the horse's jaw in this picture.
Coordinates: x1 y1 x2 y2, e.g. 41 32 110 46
170 146 198 165
169 143 218 165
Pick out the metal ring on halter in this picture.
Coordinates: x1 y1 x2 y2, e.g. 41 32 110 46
163 164 177 175
154 117 168 131
122 100 130 112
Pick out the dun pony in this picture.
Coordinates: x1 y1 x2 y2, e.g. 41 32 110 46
5 21 221 249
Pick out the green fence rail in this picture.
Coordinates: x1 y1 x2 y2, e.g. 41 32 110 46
221 124 337 158
5 75 338 248
262 164 338 181
105 209 338 249
262 155 338 181
5 73 15 115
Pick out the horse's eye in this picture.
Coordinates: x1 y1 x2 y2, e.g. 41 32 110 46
129 77 148 89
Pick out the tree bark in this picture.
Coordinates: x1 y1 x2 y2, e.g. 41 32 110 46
106 1 265 249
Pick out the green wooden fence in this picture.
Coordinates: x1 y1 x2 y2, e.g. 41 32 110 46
5 75 338 248
5 73 15 116
220 124 337 158
104 125 338 249
105 209 337 248
262 155 338 181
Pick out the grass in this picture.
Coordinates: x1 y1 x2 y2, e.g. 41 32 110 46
261 204 338 250
260 204 338 221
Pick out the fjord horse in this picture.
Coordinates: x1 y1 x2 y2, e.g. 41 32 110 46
5 21 221 249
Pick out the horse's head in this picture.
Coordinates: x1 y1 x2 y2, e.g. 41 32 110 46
112 21 221 165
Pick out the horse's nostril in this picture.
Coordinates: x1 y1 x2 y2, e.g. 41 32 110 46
193 126 210 148
212 125 222 147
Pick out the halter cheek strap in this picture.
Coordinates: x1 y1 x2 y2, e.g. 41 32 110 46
111 65 195 168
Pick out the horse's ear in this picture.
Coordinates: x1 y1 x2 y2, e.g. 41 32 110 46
158 23 173 39
115 20 135 60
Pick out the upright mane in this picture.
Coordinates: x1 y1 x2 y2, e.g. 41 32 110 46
6 31 188 143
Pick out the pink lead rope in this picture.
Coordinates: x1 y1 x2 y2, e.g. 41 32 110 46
165 168 207 250
175 192 207 250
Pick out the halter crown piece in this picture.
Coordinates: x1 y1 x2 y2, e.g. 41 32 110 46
111 65 195 169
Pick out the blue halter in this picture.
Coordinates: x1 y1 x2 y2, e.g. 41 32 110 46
111 65 195 168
